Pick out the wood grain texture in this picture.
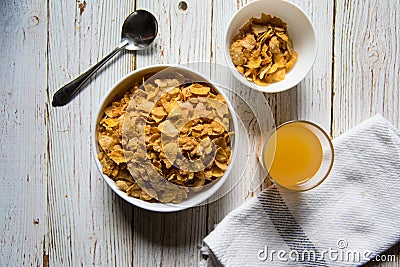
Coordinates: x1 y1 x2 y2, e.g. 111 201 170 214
333 1 400 266
333 0 400 135
46 0 135 266
0 0 399 266
0 0 47 266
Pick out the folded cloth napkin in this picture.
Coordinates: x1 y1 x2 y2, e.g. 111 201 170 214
203 114 400 267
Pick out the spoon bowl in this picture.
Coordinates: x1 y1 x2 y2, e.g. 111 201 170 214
122 9 158 50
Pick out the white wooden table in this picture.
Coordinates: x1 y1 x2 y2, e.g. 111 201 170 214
1 0 399 266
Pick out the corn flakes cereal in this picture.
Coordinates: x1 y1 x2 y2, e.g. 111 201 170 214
97 73 234 204
230 13 298 86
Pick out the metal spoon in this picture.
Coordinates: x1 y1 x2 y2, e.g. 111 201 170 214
52 10 158 107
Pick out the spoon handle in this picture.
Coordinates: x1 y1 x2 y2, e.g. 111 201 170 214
52 42 128 107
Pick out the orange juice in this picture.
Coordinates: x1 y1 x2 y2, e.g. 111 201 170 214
263 122 323 188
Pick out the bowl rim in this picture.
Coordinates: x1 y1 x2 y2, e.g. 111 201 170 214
224 0 317 93
92 64 239 212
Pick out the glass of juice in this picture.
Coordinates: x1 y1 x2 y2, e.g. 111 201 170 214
262 121 334 191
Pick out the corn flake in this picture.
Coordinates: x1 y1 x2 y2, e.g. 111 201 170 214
229 13 298 86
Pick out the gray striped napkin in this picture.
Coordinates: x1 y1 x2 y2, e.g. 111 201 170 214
203 114 400 267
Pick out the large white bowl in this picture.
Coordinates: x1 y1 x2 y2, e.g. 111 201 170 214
225 0 317 93
92 65 239 212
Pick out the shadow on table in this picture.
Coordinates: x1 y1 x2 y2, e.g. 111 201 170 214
107 184 207 248
127 202 208 248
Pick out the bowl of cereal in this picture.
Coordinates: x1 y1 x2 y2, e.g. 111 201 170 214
225 0 316 93
93 65 238 212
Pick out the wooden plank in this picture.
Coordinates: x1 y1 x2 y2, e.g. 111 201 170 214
206 0 335 234
206 0 265 236
264 0 334 132
133 0 213 266
333 1 400 266
0 0 48 266
333 0 400 135
46 0 135 266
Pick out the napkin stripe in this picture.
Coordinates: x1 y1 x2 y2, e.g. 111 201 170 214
258 187 327 266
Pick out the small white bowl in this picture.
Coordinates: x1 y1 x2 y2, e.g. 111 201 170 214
92 65 239 212
225 0 317 93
